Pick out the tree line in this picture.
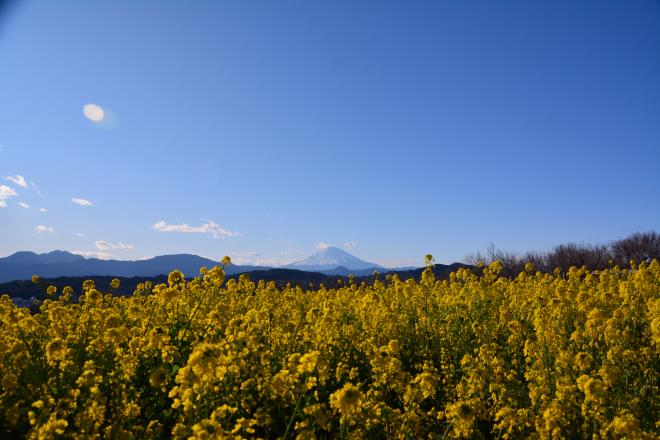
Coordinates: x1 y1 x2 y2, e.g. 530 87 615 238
465 231 660 276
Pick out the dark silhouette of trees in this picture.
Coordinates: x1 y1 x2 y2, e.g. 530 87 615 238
611 231 660 266
465 231 659 275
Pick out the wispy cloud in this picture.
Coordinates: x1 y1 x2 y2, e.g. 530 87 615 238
375 258 421 269
95 241 134 251
231 256 293 267
72 250 114 260
0 185 18 208
5 174 27 188
31 182 42 196
153 220 241 239
71 197 93 207
76 232 85 237
233 251 260 258
280 248 304 257
39 208 47 212
315 241 356 251
35 225 54 233
229 251 259 265
18 202 30 209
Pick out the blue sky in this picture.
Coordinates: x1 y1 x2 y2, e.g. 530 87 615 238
0 0 658 267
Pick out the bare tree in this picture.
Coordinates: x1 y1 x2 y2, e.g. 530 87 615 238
464 231 658 276
611 231 660 265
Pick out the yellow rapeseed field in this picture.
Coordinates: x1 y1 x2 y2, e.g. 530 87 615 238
0 258 658 439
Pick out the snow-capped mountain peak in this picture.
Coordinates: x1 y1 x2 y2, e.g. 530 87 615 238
285 247 382 271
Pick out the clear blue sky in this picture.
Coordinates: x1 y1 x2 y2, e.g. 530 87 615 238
0 0 658 267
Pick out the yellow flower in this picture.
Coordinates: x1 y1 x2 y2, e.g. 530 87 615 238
457 403 474 418
0 255 656 438
206 266 225 286
46 338 66 364
149 367 168 388
82 279 95 291
575 352 592 371
1 373 17 390
31 400 44 409
415 371 438 399
168 270 185 286
330 383 362 414
61 285 74 301
298 351 321 374
104 314 122 329
86 289 102 303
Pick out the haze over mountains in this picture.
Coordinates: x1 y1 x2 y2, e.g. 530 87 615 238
0 247 413 283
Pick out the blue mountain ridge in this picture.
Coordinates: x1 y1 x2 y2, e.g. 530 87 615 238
0 251 270 283
0 248 414 283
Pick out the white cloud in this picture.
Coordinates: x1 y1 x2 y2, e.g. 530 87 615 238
72 250 114 260
280 248 304 257
254 258 292 267
5 175 27 188
0 184 18 207
18 202 30 209
315 241 356 251
375 258 421 269
76 232 85 237
153 220 241 239
35 225 54 233
95 240 134 251
231 256 293 267
233 251 259 258
31 182 42 196
40 208 47 212
230 251 301 267
83 103 105 122
71 197 93 207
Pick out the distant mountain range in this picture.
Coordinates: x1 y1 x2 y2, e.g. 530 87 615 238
0 251 270 283
0 248 417 283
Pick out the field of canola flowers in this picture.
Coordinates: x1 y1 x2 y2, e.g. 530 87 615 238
0 257 658 439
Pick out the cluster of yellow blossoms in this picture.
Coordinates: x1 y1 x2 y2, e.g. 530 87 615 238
1 259 658 439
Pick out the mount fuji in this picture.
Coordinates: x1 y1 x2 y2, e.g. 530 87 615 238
285 247 383 272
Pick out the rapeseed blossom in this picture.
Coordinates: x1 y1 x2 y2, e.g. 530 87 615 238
0 260 657 438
